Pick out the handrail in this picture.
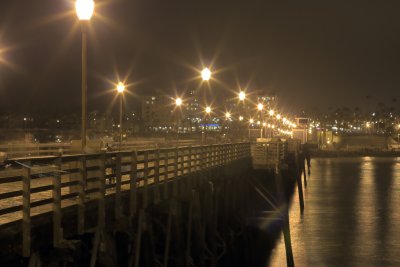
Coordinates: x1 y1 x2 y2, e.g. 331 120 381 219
0 142 251 257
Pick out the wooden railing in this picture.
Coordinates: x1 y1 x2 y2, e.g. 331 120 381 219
0 142 251 257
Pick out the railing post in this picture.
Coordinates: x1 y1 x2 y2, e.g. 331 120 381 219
200 146 205 170
154 149 160 204
173 147 178 196
97 153 106 229
53 155 63 247
22 162 31 257
143 151 149 208
163 150 169 200
78 156 86 235
129 151 138 218
188 146 192 191
217 144 221 166
115 153 122 221
188 146 192 175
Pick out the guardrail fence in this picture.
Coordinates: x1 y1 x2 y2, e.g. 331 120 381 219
0 142 251 257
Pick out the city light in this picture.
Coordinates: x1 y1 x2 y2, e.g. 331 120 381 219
225 112 231 119
257 103 263 111
75 0 95 20
239 116 244 121
239 91 246 101
201 67 211 81
269 109 275 116
249 118 254 124
117 82 125 93
276 114 281 120
175 97 182 106
205 106 212 114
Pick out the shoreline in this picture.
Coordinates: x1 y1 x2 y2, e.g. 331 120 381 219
312 150 400 158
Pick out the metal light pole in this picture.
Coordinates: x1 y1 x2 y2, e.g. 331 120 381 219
257 103 263 138
175 97 183 143
249 118 254 139
75 0 94 152
204 106 211 144
269 109 275 138
117 82 125 150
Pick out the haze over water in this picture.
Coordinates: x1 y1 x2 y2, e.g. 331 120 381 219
269 157 400 267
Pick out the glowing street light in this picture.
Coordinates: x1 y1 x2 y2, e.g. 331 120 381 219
225 112 231 119
205 106 212 114
201 67 211 81
175 97 182 106
269 109 275 116
117 82 125 93
76 0 95 152
75 0 94 20
276 114 281 120
257 103 263 111
239 116 244 121
249 118 254 124
238 91 246 101
175 97 183 141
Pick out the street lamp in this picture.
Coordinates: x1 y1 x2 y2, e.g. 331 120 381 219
175 97 183 141
117 82 125 149
239 91 246 101
269 109 275 116
248 118 254 139
76 0 94 152
239 116 243 121
257 104 264 137
203 106 212 144
175 97 182 107
201 67 211 81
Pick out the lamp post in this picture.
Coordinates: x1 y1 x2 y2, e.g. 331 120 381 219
257 103 264 138
239 91 246 101
268 109 275 137
117 82 125 150
249 118 254 139
75 0 94 152
201 67 211 81
175 97 183 143
225 112 231 139
203 106 211 144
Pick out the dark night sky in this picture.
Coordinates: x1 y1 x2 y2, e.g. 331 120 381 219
0 0 400 114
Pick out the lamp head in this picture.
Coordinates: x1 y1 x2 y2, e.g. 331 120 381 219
75 0 95 20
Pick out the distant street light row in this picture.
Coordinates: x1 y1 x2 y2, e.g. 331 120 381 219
75 0 296 150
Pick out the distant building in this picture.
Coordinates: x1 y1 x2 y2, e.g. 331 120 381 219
141 94 175 131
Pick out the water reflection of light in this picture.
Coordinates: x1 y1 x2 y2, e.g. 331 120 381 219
353 157 377 265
